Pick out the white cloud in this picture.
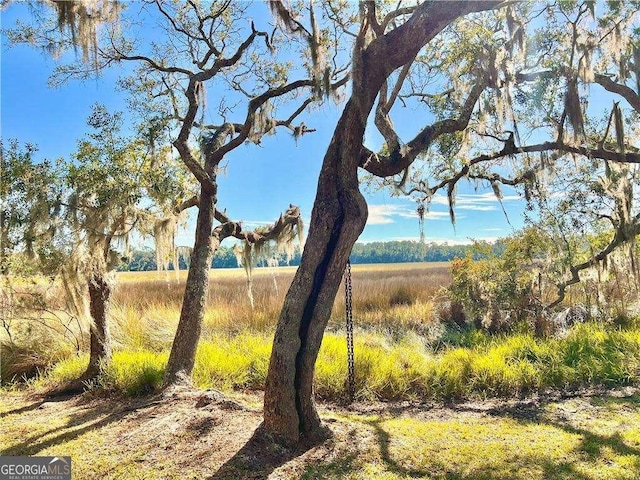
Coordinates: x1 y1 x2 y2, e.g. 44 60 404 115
367 204 451 225
429 192 521 211
367 205 401 225
456 204 497 212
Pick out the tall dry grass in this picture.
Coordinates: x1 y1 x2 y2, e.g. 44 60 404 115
112 263 451 342
8 263 640 401
111 263 451 347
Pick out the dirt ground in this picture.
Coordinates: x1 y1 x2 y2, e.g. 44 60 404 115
1 386 357 479
2 386 640 479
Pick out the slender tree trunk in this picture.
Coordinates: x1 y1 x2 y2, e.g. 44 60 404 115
164 183 217 386
263 0 502 445
163 124 235 387
83 271 113 379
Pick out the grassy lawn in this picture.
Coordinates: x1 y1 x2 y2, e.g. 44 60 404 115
2 389 640 479
311 394 640 479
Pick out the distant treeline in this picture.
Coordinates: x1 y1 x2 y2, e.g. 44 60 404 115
123 240 503 271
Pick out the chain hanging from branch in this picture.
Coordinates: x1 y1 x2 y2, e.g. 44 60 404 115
344 257 355 403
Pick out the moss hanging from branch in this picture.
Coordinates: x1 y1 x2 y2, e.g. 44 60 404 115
417 201 426 246
232 205 303 305
153 214 180 274
564 76 585 141
50 0 122 64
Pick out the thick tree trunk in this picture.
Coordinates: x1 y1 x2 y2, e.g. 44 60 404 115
164 185 216 386
83 272 113 379
263 99 368 444
263 0 503 445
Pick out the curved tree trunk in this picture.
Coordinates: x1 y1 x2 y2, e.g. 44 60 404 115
83 271 113 379
164 184 217 386
263 98 369 444
263 0 503 445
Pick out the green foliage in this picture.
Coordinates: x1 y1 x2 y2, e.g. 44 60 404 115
449 228 553 332
39 351 167 396
45 354 89 385
67 103 188 267
191 336 271 391
451 224 640 332
0 140 65 275
23 322 640 401
102 351 167 396
121 241 496 271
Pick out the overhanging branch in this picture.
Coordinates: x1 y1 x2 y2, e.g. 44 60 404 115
547 216 640 308
361 77 489 177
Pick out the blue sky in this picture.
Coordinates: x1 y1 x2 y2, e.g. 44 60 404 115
1 2 527 248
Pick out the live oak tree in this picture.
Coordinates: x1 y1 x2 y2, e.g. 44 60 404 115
62 105 189 382
108 1 352 387
262 0 507 444
0 106 187 385
263 0 640 444
0 141 67 350
369 0 640 313
0 141 62 277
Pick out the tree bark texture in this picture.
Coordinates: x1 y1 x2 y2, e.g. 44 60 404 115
84 272 113 379
164 183 217 386
163 120 232 387
263 1 503 444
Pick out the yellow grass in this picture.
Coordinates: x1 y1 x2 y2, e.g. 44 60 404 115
110 263 451 339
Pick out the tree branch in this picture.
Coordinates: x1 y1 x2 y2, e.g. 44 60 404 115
172 78 217 193
594 73 640 113
361 77 489 177
547 216 640 308
212 205 302 246
214 79 315 158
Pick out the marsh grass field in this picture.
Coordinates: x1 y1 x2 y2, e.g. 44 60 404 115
4 262 640 399
4 262 640 479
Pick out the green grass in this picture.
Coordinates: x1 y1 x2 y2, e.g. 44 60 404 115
302 400 640 480
27 323 640 401
5 263 640 401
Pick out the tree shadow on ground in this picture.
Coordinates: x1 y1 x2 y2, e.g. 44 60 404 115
0 399 46 418
207 424 330 480
324 392 640 480
1 393 164 456
0 390 87 419
363 417 430 478
475 394 640 462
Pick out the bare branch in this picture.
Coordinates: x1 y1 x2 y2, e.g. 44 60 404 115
212 204 302 246
112 51 193 76
594 73 640 113
173 195 199 215
172 78 217 193
380 5 418 32
214 79 315 158
547 216 640 308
